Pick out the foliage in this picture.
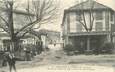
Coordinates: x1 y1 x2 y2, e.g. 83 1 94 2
24 44 36 51
63 44 75 52
100 42 113 54
63 44 76 55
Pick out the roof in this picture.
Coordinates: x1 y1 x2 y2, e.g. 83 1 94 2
39 29 60 37
0 33 9 37
29 30 47 36
68 0 113 11
39 29 60 34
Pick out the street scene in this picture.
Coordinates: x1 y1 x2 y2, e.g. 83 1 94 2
0 0 115 72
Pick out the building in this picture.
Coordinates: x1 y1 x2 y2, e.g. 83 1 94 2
39 29 61 48
26 29 61 50
62 0 115 53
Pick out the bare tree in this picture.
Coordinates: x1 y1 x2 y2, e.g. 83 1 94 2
77 0 95 51
0 0 58 52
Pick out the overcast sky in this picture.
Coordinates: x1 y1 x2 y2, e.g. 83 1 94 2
18 0 115 32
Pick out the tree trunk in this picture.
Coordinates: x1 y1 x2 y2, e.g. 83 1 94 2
10 41 15 52
7 2 15 52
10 38 20 52
86 36 90 51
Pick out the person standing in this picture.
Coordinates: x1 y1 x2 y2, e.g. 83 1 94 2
7 52 17 72
2 51 7 67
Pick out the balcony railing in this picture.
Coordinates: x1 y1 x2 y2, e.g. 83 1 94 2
68 31 110 36
69 28 110 33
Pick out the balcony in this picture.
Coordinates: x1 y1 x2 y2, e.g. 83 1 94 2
68 31 110 36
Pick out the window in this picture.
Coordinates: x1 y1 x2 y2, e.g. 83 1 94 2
69 12 77 32
105 12 109 31
95 11 103 20
76 13 82 21
110 11 114 21
76 15 82 21
95 22 103 31
76 23 82 32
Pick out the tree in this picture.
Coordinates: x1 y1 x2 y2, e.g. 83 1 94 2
0 0 58 52
77 0 95 52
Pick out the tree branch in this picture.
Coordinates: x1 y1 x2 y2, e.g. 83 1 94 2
90 1 95 31
15 20 40 36
90 12 94 31
18 31 29 39
15 0 58 37
0 15 9 27
26 0 33 23
78 20 88 31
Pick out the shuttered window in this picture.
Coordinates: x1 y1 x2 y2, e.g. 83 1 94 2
110 11 114 21
95 22 103 31
95 11 103 20
76 23 82 32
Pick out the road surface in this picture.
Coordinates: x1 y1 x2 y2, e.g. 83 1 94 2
17 64 115 72
1 49 115 72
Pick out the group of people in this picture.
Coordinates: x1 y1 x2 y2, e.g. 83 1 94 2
2 51 17 72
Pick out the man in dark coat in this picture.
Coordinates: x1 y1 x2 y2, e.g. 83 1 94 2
6 52 17 72
2 52 7 66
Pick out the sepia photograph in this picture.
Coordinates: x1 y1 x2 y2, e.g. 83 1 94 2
0 0 115 72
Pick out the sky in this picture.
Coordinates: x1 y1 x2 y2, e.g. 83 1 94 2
17 0 115 32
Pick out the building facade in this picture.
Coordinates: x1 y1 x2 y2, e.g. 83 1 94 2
39 29 61 48
62 0 115 53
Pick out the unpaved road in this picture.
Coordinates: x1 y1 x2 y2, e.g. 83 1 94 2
1 49 115 72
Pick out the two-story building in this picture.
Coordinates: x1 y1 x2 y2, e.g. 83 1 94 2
62 0 115 53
